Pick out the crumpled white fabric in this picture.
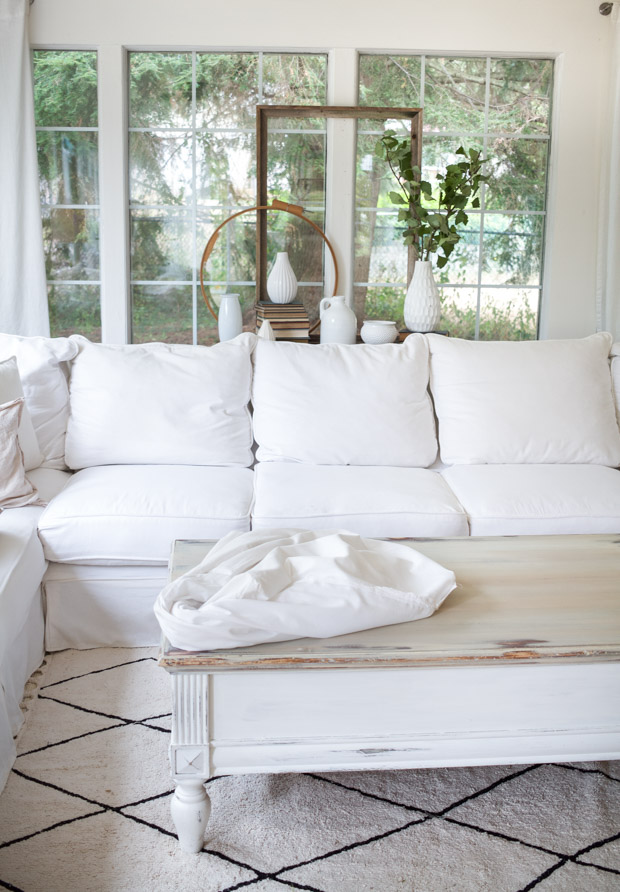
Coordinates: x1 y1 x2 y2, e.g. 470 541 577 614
154 529 456 652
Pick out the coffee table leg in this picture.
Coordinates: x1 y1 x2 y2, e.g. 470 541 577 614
171 779 211 853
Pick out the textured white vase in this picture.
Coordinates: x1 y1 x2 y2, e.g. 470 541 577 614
267 252 298 304
217 293 243 342
404 260 441 332
319 296 357 344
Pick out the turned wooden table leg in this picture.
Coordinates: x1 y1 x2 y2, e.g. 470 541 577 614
171 779 211 853
167 673 212 852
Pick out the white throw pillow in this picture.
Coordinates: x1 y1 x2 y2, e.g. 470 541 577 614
252 335 438 467
428 332 620 466
0 398 41 509
0 357 42 470
65 333 256 468
0 333 78 470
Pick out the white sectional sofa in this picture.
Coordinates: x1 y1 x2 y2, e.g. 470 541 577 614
1 327 620 788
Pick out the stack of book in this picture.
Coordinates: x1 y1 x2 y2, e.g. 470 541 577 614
255 300 310 342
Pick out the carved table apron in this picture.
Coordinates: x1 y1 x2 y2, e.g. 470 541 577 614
158 534 620 853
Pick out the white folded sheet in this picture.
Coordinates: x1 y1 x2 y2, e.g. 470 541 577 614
154 528 456 652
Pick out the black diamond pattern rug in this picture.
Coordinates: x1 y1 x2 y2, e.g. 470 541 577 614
0 648 618 891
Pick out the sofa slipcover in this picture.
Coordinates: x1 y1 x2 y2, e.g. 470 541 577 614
252 463 469 538
37 465 255 565
441 464 620 536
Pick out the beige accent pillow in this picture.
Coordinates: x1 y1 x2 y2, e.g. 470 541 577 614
0 356 43 470
0 398 41 510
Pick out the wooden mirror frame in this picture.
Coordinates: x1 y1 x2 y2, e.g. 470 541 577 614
256 105 423 301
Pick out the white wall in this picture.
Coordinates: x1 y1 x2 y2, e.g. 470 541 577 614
29 0 616 339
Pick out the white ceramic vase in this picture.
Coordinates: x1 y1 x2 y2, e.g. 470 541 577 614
217 293 243 342
267 252 298 304
404 260 441 333
319 295 357 344
360 320 399 344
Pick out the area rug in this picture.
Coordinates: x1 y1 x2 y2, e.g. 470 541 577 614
0 649 619 892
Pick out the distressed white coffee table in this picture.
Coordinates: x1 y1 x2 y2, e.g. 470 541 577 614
158 534 620 853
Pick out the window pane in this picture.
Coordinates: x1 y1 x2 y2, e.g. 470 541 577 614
423 136 485 209
354 285 405 329
485 138 549 212
439 288 479 339
48 284 101 341
267 131 326 206
37 132 99 206
482 214 543 286
196 133 256 206
355 211 407 287
424 57 487 133
359 55 421 108
488 59 553 135
199 284 256 346
197 210 256 284
42 209 99 280
196 54 259 129
33 51 98 128
262 54 328 106
479 289 539 340
129 53 193 128
131 211 192 281
129 132 193 205
132 284 193 343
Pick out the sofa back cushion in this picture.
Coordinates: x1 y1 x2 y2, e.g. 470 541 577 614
428 332 620 466
0 333 78 469
252 334 438 466
65 333 255 468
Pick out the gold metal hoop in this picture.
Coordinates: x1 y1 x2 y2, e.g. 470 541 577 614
199 199 339 322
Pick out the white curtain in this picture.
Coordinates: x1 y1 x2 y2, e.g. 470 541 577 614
598 4 620 340
0 0 49 336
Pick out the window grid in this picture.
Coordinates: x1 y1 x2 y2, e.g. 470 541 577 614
33 50 102 340
128 51 328 344
357 53 553 340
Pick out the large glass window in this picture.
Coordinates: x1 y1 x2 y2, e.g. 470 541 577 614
33 51 101 339
128 52 327 344
358 55 553 339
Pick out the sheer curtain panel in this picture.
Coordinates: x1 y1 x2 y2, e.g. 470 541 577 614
0 0 49 336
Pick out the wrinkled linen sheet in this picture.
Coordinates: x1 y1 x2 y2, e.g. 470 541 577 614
154 528 456 652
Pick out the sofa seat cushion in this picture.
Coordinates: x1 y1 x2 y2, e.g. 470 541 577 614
442 464 620 536
38 465 254 565
252 463 469 538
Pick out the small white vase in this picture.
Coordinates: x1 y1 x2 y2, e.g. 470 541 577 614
404 260 441 333
360 320 399 344
218 293 243 342
319 296 357 344
267 252 298 304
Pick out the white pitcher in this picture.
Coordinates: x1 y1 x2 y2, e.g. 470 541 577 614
319 296 357 344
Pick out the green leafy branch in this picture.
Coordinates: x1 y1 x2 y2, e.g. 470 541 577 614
375 131 488 269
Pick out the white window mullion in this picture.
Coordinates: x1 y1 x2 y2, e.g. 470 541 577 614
98 44 130 344
475 56 492 340
325 48 358 305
